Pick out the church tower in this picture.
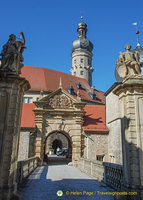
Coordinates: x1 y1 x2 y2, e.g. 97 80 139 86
70 17 94 86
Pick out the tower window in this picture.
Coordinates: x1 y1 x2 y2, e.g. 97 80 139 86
88 59 91 65
80 71 84 75
74 71 76 76
81 58 84 63
74 59 76 64
80 66 82 68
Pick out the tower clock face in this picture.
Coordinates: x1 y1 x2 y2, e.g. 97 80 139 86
81 39 89 47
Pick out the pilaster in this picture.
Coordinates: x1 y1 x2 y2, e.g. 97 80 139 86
34 111 44 160
0 75 30 200
113 75 143 199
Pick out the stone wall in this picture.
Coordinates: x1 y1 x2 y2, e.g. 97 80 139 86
84 132 108 162
106 91 122 164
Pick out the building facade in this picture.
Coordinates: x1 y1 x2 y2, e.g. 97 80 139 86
18 19 109 165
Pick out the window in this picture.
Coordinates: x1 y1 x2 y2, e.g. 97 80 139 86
81 58 84 63
36 97 39 101
80 71 84 75
68 85 74 95
23 97 33 103
76 81 81 89
23 97 28 103
88 59 91 65
96 155 104 161
80 66 82 68
74 59 76 64
74 71 76 76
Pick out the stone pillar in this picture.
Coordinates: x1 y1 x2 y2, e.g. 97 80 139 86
113 76 143 200
71 117 83 166
0 75 30 200
34 113 44 160
72 135 81 166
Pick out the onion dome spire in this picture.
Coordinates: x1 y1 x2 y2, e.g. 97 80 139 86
71 17 93 53
77 16 87 38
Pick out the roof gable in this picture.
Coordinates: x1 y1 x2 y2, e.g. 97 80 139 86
34 87 82 109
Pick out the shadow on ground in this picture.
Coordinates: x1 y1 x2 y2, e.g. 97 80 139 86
19 157 115 200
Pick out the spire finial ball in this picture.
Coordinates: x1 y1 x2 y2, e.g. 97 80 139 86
136 30 139 34
81 16 83 20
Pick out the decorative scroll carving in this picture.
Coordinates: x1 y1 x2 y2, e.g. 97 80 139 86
49 94 72 108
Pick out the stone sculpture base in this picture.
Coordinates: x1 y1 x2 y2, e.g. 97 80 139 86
0 74 30 200
113 75 143 200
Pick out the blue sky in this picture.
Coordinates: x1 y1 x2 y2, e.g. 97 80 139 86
1 0 143 92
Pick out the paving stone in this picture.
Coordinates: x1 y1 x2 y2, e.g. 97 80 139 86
19 165 115 200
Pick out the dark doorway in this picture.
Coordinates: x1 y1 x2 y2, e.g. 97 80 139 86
52 139 62 154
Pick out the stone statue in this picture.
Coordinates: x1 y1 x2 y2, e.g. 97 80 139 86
116 44 141 79
0 32 26 75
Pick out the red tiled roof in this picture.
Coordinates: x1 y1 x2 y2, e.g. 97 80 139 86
21 103 108 133
21 66 105 104
83 105 108 132
21 103 36 128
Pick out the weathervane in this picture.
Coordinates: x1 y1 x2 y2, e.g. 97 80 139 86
132 22 141 47
136 30 141 47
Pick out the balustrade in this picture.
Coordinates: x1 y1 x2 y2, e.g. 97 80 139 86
17 156 40 184
103 162 123 190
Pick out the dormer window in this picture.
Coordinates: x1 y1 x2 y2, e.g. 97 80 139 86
68 84 74 95
89 90 96 100
76 81 81 89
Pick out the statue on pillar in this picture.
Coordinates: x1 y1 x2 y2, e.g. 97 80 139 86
0 32 26 75
115 44 141 81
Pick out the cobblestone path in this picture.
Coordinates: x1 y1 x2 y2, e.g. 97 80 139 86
19 159 115 200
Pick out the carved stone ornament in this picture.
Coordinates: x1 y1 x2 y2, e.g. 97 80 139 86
116 44 141 80
49 94 73 108
0 32 26 75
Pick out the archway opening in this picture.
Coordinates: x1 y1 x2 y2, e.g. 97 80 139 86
52 139 62 154
44 131 72 164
